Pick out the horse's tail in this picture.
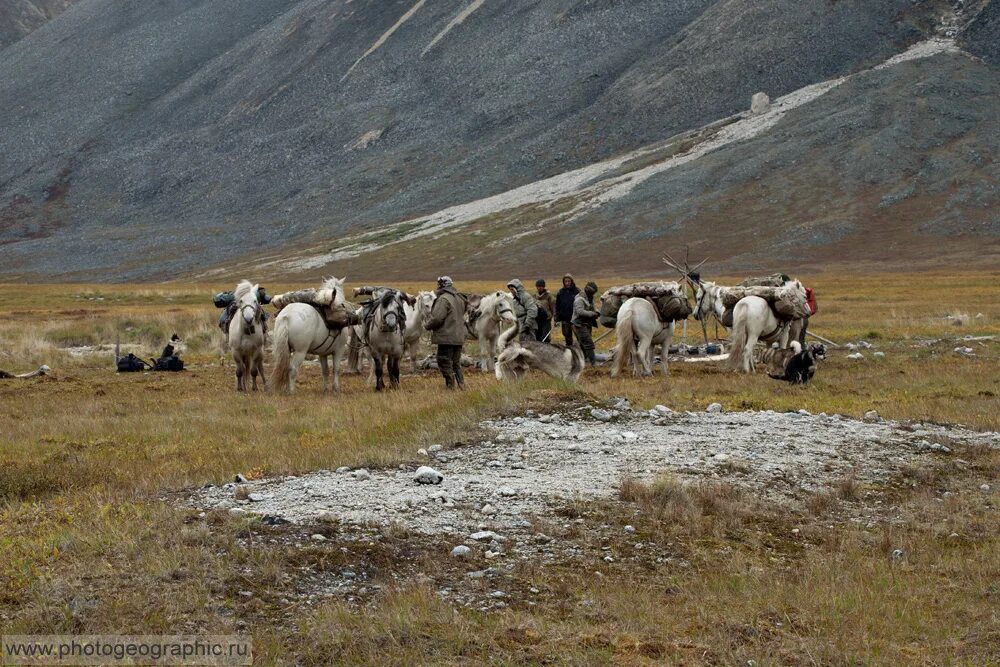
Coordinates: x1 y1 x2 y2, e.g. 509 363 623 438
268 316 291 391
497 319 519 352
611 308 634 378
728 305 749 371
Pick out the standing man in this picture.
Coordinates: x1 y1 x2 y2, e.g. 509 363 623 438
554 274 579 346
506 279 539 341
573 281 600 366
533 279 555 342
425 276 468 390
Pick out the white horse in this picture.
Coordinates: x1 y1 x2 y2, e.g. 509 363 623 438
611 297 675 377
269 277 348 393
364 289 407 391
228 280 266 392
466 291 517 371
692 280 730 334
728 280 805 373
403 290 435 373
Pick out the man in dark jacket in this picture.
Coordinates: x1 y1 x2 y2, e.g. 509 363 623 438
534 279 554 342
506 279 538 341
425 276 468 390
554 274 579 346
572 281 600 366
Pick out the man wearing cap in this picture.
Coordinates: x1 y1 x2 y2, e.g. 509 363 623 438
572 281 600 366
533 279 555 342
425 276 468 390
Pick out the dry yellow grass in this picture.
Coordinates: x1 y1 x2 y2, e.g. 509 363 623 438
0 272 998 664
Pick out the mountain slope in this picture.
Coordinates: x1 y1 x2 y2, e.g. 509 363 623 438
0 0 961 281
212 43 1000 281
0 0 79 49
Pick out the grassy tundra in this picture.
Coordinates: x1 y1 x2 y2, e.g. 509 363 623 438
0 272 998 664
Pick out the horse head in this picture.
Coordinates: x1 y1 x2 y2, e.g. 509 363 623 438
415 290 435 320
376 289 405 333
233 280 262 334
322 276 347 305
486 290 516 323
693 280 716 322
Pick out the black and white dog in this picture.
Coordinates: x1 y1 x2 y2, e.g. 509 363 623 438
764 341 826 385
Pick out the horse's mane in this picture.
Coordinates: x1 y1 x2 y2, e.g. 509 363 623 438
234 280 256 301
380 289 401 308
479 290 511 313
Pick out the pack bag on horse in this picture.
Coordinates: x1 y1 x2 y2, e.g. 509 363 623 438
214 285 272 336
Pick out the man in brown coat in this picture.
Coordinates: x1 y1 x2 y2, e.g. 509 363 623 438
533 279 555 342
424 276 468 389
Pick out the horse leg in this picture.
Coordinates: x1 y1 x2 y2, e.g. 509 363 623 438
331 345 344 393
390 356 401 389
479 333 491 371
660 327 672 376
319 355 330 393
234 356 246 392
373 355 385 391
636 336 653 376
744 330 760 373
408 340 419 375
254 351 266 391
288 350 307 393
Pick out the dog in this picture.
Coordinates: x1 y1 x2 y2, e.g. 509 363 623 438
495 323 585 383
764 341 825 385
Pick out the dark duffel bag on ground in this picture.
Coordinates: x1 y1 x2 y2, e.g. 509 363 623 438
153 356 184 372
116 354 149 373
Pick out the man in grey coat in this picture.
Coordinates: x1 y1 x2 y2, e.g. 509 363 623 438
425 276 468 390
506 278 538 341
572 281 600 366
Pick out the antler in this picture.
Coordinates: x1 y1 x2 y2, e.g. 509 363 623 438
663 248 708 285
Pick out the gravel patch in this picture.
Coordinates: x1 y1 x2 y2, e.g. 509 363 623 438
187 409 997 535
